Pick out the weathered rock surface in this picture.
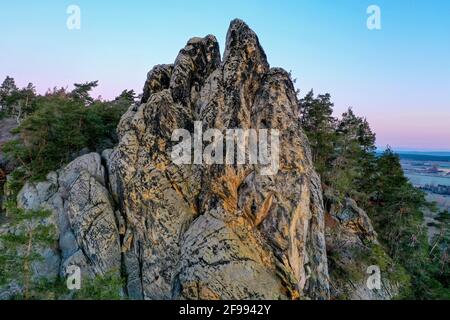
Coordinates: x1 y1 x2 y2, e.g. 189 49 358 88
6 153 121 293
324 196 399 299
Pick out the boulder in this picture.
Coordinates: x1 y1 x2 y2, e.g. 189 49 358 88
325 196 400 299
13 153 121 287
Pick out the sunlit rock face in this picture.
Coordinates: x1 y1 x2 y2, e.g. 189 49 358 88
108 19 330 300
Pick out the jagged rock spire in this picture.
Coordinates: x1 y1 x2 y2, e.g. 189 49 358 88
109 19 330 299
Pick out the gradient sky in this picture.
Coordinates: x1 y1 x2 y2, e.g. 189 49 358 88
1 0 449 150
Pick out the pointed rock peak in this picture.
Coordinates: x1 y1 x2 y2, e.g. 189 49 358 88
200 34 221 69
141 64 173 104
227 18 251 35
181 34 221 67
187 34 217 47
170 34 221 105
223 19 269 70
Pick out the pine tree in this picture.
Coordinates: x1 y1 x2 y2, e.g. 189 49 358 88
71 81 99 105
429 210 450 293
0 204 57 299
0 76 18 115
115 89 136 105
330 108 377 199
0 77 37 123
299 90 336 175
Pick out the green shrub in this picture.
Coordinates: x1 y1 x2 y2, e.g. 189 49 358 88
73 271 125 300
3 95 128 181
0 205 57 299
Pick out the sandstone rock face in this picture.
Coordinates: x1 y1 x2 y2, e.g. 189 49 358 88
325 197 399 300
16 153 121 281
108 19 330 300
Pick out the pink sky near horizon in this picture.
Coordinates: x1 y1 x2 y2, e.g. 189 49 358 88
370 113 450 151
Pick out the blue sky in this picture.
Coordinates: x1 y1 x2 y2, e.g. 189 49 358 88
1 0 449 150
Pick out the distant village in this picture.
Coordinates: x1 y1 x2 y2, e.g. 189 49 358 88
399 155 450 202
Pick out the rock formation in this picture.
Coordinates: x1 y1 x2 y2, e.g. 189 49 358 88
324 195 400 299
1 19 399 300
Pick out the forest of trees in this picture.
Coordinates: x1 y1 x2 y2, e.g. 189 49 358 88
0 76 448 299
0 77 135 181
0 76 133 299
300 90 449 299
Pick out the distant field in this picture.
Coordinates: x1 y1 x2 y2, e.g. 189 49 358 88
396 151 450 212
399 151 450 157
405 174 450 187
398 153 450 162
397 150 450 212
396 151 450 187
377 150 450 162
426 193 450 212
